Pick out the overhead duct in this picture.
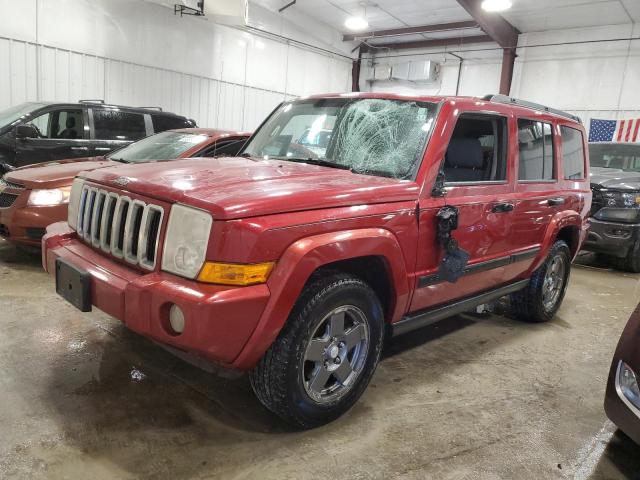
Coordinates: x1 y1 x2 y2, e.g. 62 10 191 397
369 60 440 84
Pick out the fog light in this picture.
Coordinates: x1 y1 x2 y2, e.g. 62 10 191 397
169 304 185 334
617 361 640 410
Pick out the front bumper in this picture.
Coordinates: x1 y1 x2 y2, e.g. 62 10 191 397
0 188 67 246
582 217 640 258
43 223 271 370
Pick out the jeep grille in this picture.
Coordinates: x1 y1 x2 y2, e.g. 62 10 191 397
77 185 164 270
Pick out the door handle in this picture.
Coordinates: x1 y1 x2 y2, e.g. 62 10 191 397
70 146 89 151
491 202 515 213
548 197 565 206
94 147 111 151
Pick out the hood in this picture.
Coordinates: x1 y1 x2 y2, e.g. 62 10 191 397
590 167 640 191
82 157 420 220
6 157 115 189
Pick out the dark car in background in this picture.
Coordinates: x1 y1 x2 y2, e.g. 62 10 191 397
0 128 249 247
583 142 640 271
605 301 640 445
0 100 196 174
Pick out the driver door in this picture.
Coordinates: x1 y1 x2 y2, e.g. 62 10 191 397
15 108 91 167
410 112 520 312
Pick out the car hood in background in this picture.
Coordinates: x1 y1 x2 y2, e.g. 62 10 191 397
5 157 115 189
82 156 420 220
590 167 640 190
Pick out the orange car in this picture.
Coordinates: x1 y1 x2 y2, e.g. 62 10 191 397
0 128 249 247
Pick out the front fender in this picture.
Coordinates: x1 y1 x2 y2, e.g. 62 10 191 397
232 228 410 370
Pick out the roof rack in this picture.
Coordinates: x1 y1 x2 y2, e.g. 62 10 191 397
138 106 163 112
482 94 581 124
79 99 105 104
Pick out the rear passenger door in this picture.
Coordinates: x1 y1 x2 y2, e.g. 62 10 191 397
89 109 150 157
511 118 562 264
410 112 519 312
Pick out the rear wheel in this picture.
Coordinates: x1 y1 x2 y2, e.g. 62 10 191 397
511 240 571 323
611 239 640 273
250 273 384 429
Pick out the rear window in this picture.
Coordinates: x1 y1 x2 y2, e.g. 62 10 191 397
93 110 146 141
152 115 194 133
561 126 586 180
518 119 554 181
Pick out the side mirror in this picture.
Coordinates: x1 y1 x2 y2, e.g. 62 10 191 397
15 124 39 140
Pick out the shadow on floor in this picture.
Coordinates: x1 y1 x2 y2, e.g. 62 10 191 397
590 430 640 480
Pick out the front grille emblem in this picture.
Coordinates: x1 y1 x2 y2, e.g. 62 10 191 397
113 176 131 187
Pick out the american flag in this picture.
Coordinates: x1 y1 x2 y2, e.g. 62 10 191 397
589 118 640 143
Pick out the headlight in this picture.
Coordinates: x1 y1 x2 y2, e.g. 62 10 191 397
161 204 213 279
594 208 640 223
616 361 640 411
28 187 72 206
67 178 86 230
601 190 640 208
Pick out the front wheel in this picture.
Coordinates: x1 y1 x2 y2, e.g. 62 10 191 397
511 240 571 323
250 273 384 429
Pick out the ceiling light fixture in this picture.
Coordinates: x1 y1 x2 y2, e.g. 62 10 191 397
345 16 369 31
481 0 512 12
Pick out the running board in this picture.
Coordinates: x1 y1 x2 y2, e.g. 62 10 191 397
392 279 529 337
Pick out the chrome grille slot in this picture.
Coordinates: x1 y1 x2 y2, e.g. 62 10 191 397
77 185 164 270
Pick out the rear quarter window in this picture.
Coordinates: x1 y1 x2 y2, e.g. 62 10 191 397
93 110 147 141
152 115 194 133
561 126 586 180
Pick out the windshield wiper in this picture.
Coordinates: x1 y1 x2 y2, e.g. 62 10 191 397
276 157 352 171
108 157 130 163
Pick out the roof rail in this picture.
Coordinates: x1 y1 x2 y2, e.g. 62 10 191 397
482 94 582 124
138 106 163 112
79 99 105 104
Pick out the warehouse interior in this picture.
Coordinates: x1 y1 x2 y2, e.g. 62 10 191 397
1 0 640 478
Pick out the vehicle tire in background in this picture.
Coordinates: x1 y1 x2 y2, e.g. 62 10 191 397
611 239 640 273
511 240 571 323
250 273 384 429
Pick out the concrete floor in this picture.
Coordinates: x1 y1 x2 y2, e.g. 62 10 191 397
1 238 640 480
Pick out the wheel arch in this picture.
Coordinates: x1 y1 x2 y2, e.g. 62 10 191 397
538 211 584 267
232 228 410 370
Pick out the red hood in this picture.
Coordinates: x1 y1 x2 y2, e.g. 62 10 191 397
6 157 116 189
81 157 420 220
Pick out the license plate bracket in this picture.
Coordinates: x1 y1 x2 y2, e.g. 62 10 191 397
55 259 92 312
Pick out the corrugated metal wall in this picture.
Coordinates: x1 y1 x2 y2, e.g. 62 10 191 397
0 36 300 131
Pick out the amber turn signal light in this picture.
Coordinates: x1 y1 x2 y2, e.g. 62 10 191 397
197 261 275 286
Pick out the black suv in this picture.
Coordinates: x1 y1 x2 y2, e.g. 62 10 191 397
0 100 195 173
584 142 640 272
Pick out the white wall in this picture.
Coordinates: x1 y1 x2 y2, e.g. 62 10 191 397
511 23 640 130
0 0 352 131
362 23 640 135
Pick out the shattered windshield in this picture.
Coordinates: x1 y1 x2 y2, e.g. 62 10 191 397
589 143 640 172
242 97 438 179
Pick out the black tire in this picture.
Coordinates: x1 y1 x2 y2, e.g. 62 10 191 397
611 239 640 273
511 240 571 323
249 273 384 429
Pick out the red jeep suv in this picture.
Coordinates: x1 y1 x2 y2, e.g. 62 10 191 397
43 93 591 428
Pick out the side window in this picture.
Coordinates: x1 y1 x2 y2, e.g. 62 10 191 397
25 109 84 139
94 110 146 141
561 126 586 180
201 139 247 157
26 112 50 137
444 115 508 183
151 115 194 133
518 119 554 181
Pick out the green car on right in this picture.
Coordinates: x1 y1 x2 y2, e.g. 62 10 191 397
584 142 640 272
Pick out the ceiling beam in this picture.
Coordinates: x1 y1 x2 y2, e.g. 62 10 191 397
343 21 478 42
454 0 519 48
360 34 494 53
